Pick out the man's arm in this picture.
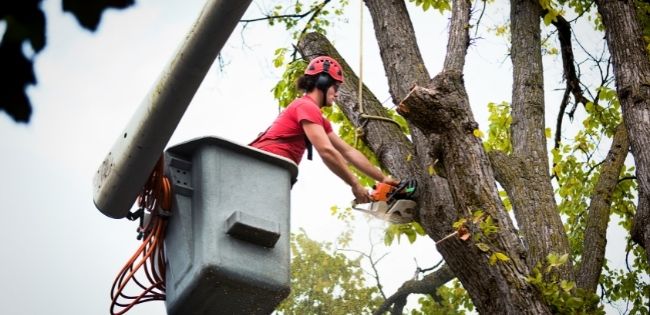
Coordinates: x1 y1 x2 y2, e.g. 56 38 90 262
302 121 370 203
328 132 398 185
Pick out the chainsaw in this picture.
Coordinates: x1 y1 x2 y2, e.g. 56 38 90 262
352 179 417 224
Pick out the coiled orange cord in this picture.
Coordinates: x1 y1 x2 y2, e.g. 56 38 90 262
110 157 171 315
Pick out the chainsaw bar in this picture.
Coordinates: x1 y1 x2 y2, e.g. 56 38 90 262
352 179 417 224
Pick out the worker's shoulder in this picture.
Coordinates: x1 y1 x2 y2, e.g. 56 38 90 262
288 95 318 108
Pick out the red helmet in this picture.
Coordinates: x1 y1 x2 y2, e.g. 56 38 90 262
305 56 344 83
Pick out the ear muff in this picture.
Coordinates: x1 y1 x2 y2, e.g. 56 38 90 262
315 73 334 91
315 59 334 91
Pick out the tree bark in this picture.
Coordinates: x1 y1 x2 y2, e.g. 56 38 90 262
364 0 430 103
632 192 650 263
508 0 573 280
595 0 650 262
364 0 434 173
577 123 630 292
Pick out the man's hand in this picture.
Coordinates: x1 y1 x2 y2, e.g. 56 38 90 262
382 175 400 186
352 184 371 204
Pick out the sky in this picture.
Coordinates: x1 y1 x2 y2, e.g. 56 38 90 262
0 0 632 314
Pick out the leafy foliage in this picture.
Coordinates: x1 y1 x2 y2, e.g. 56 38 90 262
0 1 45 122
527 253 604 314
482 101 512 154
601 247 650 315
276 229 383 314
62 0 135 31
550 81 647 312
452 210 511 266
265 0 349 41
383 221 427 246
412 280 474 315
272 52 308 109
0 0 135 123
539 0 561 25
408 0 451 13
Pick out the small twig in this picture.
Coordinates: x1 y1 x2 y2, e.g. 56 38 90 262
338 230 389 299
473 0 488 39
584 159 606 178
417 260 445 275
240 12 312 23
618 176 636 184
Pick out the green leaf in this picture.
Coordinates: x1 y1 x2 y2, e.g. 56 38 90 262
406 229 417 243
489 253 498 265
453 218 467 230
384 231 395 246
413 222 426 235
494 252 510 262
560 280 575 292
476 242 490 252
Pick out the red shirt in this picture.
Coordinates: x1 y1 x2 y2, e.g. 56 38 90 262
251 95 333 164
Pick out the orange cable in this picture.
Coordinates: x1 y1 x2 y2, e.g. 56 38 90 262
109 157 171 315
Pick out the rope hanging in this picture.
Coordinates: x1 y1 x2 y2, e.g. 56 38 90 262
354 0 402 148
110 157 171 315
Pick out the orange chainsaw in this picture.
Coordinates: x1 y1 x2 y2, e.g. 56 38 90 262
352 179 417 224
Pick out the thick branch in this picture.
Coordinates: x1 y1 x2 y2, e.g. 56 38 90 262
365 0 429 103
364 0 435 172
595 0 650 264
577 123 629 293
489 151 524 193
632 192 650 261
443 0 471 72
373 264 455 315
510 0 546 156
552 14 590 106
551 13 591 149
509 0 573 280
398 72 473 136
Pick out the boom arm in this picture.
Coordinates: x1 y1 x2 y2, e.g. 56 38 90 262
93 0 253 219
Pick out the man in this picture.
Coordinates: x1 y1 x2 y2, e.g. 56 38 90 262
250 56 398 203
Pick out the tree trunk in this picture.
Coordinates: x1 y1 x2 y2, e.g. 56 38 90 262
596 0 650 262
504 0 573 280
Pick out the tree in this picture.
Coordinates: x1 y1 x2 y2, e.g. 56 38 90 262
0 0 135 123
275 229 384 314
262 0 648 313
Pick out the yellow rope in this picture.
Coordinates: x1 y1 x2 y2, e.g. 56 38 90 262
358 0 364 115
354 0 401 148
355 0 364 148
